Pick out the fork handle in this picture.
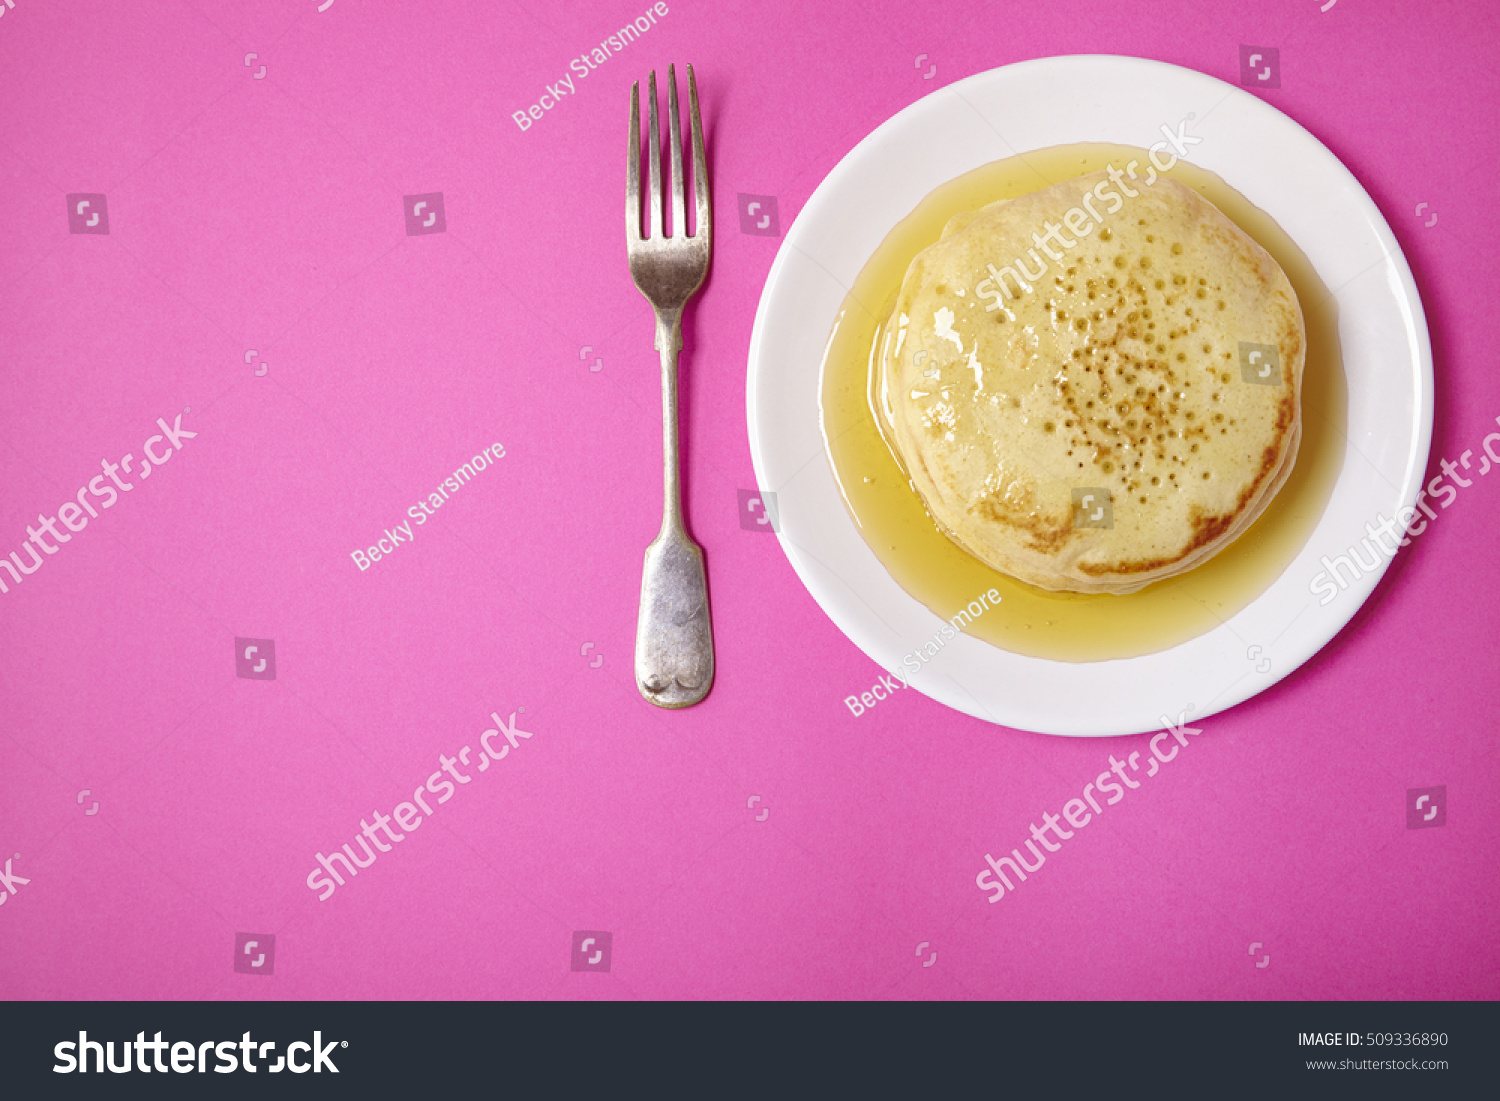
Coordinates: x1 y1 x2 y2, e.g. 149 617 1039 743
653 308 687 531
635 308 714 708
635 527 714 708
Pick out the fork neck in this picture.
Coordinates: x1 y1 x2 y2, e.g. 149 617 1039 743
654 307 688 539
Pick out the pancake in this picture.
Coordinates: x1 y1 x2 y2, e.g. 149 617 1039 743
879 171 1304 595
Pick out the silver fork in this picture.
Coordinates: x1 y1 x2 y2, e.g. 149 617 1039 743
627 64 713 709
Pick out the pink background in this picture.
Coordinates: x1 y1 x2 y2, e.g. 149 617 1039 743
1 0 1496 1000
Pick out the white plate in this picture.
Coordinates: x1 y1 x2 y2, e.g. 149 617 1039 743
746 55 1432 737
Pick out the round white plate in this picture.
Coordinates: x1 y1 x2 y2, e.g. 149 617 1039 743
746 54 1432 737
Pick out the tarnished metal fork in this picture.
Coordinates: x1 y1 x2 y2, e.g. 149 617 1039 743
627 64 713 708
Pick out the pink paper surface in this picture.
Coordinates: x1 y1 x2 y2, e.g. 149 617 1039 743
1 0 1496 1000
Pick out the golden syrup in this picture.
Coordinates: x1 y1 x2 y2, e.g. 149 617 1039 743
819 144 1346 662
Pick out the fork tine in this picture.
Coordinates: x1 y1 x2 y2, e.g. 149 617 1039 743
627 80 641 243
667 64 685 240
688 64 709 240
646 70 662 241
